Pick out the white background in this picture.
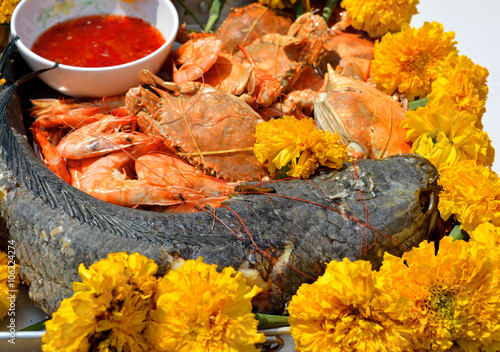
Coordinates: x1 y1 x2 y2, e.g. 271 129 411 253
411 0 500 174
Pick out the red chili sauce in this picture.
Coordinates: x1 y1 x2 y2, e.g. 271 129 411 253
31 14 166 68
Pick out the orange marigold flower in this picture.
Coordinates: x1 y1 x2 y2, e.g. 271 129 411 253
428 55 489 125
427 55 489 125
380 237 500 351
341 0 419 38
372 21 458 101
288 258 412 352
438 160 500 232
42 252 159 352
146 257 265 352
470 222 500 267
470 222 500 249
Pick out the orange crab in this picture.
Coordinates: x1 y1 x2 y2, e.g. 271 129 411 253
282 64 411 159
317 29 375 81
233 12 329 108
314 65 411 159
172 41 256 99
125 70 268 182
216 3 294 54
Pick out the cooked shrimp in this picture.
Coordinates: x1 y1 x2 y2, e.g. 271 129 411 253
30 97 126 116
56 115 136 158
32 107 104 130
31 125 71 184
30 97 127 129
172 36 223 83
56 114 178 159
77 139 202 207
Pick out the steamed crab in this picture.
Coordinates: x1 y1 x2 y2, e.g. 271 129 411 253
171 12 329 109
235 12 329 99
126 70 268 182
284 64 411 159
215 2 294 54
317 29 375 81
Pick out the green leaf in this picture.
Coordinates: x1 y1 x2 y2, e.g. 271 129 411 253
205 0 226 33
255 313 289 330
293 0 304 17
274 164 291 180
20 318 49 331
408 97 428 110
322 0 339 23
448 224 469 241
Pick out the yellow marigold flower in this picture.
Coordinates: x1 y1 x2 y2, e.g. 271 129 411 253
254 115 349 179
470 222 500 248
0 0 20 24
42 252 159 352
402 103 494 170
380 237 500 351
438 160 500 233
428 55 489 125
147 257 265 352
0 251 19 320
372 22 458 101
288 258 412 352
341 0 419 38
470 222 500 267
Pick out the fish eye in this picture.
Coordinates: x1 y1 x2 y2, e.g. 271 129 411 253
419 190 432 213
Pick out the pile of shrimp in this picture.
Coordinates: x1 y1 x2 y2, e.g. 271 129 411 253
30 98 233 213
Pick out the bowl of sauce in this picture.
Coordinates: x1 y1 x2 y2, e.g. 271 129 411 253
10 0 179 98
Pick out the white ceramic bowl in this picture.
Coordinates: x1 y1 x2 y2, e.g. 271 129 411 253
10 0 179 98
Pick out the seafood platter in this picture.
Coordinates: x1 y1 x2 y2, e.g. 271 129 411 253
0 0 496 351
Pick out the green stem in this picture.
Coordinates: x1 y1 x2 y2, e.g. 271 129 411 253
255 313 290 330
293 0 304 17
175 0 205 30
448 224 468 241
408 97 428 110
322 0 338 23
20 318 49 332
204 0 226 33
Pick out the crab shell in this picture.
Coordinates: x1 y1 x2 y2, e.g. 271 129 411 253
126 82 268 182
216 3 294 54
317 30 375 81
314 65 411 159
235 13 328 98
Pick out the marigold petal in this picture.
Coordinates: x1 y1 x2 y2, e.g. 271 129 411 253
341 0 419 38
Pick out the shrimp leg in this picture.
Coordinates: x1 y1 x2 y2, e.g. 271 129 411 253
31 125 71 184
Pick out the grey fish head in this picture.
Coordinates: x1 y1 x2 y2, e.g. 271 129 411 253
246 153 440 313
